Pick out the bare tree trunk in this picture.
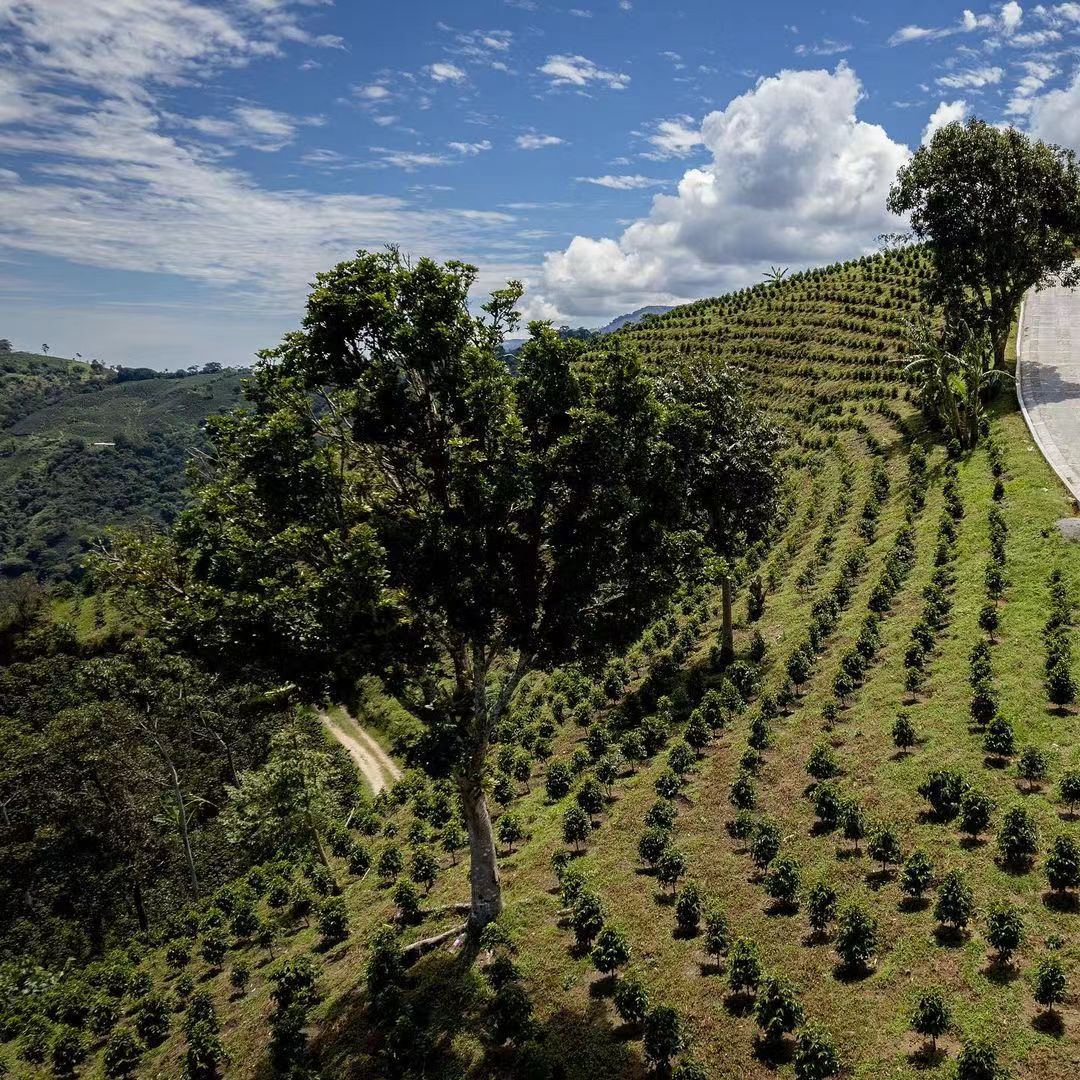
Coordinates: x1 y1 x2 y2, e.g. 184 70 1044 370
458 769 502 933
720 574 735 664
169 768 200 896
131 876 149 933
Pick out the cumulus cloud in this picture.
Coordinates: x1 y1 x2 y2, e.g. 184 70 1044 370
448 140 492 155
539 54 630 90
1007 60 1058 115
525 64 909 321
576 174 665 189
516 132 566 149
183 104 323 151
1000 1 1023 34
923 100 969 143
1027 67 1080 151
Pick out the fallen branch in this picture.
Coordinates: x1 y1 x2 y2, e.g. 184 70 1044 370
401 923 466 963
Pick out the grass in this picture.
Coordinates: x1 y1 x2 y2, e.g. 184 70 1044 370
6 252 1080 1079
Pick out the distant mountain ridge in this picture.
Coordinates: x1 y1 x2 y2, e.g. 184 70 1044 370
502 304 675 353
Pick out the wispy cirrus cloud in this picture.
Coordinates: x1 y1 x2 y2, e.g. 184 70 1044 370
576 174 665 189
539 54 630 90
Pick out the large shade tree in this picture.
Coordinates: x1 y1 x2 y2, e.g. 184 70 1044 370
888 118 1080 370
99 249 782 933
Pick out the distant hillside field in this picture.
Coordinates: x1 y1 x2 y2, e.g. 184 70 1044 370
0 352 245 579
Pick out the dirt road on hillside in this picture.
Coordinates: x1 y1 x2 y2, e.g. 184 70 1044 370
319 709 402 794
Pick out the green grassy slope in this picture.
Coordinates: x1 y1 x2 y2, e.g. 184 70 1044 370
0 354 245 579
6 252 1080 1079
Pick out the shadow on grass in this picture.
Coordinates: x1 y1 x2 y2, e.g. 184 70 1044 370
1042 889 1080 913
982 957 1020 985
310 940 643 1080
909 1044 948 1070
724 991 756 1018
753 1033 796 1069
1032 1010 1066 1038
932 925 969 949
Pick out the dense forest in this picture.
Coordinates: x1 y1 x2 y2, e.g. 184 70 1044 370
2 119 1080 1080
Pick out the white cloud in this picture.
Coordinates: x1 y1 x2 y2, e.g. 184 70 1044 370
936 66 1004 89
448 140 492 155
1007 59 1057 115
1000 1 1023 34
526 64 909 321
794 38 853 57
922 99 969 143
1027 67 1080 151
356 84 391 100
576 174 665 189
0 0 526 320
516 132 566 149
569 8 593 16
427 61 467 82
642 115 705 159
539 54 631 90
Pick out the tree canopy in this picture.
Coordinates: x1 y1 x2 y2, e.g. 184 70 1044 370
99 248 782 932
888 118 1080 369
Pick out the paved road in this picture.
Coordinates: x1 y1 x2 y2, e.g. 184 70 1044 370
1018 280 1080 506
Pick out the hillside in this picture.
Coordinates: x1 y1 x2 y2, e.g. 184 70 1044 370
0 353 246 579
4 249 1080 1080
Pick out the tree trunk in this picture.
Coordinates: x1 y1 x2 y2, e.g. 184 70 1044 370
720 574 735 664
459 768 502 933
169 768 200 896
131 876 149 933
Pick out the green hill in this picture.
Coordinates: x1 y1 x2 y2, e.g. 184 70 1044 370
0 352 246 580
3 250 1080 1079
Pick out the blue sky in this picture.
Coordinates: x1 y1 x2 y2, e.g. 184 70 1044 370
1 0 1079 368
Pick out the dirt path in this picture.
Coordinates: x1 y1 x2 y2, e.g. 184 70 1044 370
319 709 402 794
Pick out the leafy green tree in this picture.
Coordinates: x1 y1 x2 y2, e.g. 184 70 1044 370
985 903 1024 966
806 880 838 937
834 902 878 973
614 975 650 1027
571 891 605 948
934 870 974 934
793 1023 841 1080
910 988 951 1055
754 973 804 1048
317 896 350 947
675 880 704 934
728 937 762 997
1059 768 1080 817
223 724 341 873
703 903 729 968
563 805 590 853
497 813 524 855
1045 834 1080 897
749 820 781 871
1017 747 1049 791
103 1029 145 1079
591 926 631 976
763 855 801 910
997 805 1038 869
1034 954 1068 1015
656 846 689 894
98 250 780 934
959 789 995 842
868 823 902 873
888 118 1080 371
955 1039 1001 1080
643 1005 685 1074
